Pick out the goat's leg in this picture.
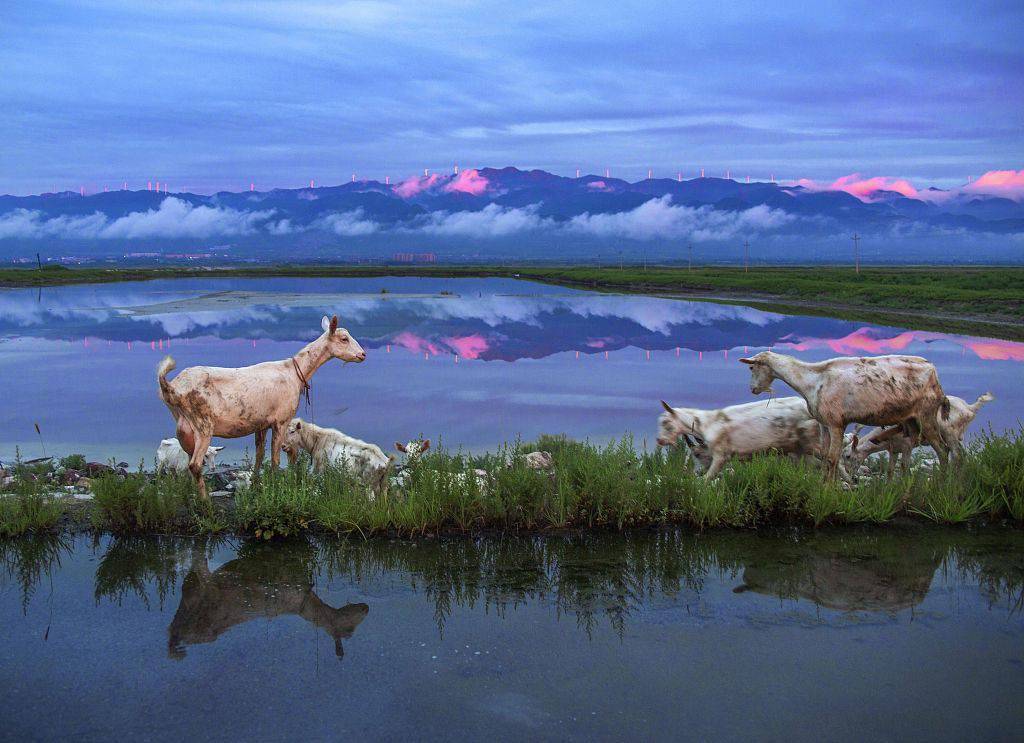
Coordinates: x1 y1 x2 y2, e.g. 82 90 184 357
900 447 911 478
919 416 949 470
885 450 896 480
825 425 844 481
252 428 267 476
702 452 729 481
270 423 286 469
189 431 212 500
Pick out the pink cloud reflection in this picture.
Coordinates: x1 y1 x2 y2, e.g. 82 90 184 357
392 331 443 356
442 334 489 359
780 327 1024 361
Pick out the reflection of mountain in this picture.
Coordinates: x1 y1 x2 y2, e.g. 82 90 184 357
3 280 1020 362
167 541 368 660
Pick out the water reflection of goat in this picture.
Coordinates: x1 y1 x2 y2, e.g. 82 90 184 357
168 541 369 660
733 544 941 613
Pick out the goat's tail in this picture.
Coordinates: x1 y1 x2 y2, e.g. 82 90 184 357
157 355 179 407
940 396 951 421
972 391 995 411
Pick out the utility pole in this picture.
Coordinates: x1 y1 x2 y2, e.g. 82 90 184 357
743 239 750 273
851 233 861 274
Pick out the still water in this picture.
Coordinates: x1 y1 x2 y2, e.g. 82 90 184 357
1 527 1022 740
0 277 1020 463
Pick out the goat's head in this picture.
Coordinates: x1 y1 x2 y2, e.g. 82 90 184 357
282 418 305 457
395 439 430 459
321 315 367 363
203 445 225 466
739 352 775 395
656 402 710 471
657 401 702 447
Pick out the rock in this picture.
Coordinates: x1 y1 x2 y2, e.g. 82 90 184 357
210 490 231 498
73 491 94 501
2 475 15 488
77 477 92 489
85 462 114 477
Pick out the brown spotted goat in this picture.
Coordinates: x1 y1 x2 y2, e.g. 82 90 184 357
157 315 365 498
739 351 958 480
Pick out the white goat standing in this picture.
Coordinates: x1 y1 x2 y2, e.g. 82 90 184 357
157 315 366 498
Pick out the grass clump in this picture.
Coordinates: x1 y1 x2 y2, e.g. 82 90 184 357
91 470 199 533
0 479 64 536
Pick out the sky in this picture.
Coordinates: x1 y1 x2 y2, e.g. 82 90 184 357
1 1 1022 195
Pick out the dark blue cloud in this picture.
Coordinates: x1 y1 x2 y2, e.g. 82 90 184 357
1 1 1021 195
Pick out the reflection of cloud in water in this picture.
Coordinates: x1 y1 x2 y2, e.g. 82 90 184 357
780 327 1024 362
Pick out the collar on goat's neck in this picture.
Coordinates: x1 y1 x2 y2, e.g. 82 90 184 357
292 334 333 381
765 352 816 398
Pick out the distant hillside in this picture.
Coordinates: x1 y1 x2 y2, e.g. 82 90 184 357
1 168 1022 264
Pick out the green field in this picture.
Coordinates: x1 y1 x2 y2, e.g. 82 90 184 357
2 263 1022 339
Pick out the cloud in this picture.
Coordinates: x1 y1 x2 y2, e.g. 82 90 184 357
0 198 274 239
443 169 490 196
566 195 794 241
394 173 442 198
315 209 380 236
963 170 1024 202
793 174 919 202
415 203 551 237
100 198 274 238
793 169 1024 203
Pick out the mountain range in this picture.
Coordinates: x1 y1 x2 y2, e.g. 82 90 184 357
1 168 1022 263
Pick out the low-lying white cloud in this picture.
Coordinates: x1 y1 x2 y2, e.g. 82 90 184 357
413 203 552 237
315 209 380 236
0 198 275 239
566 196 795 241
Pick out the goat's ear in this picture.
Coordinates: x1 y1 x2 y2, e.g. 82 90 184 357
212 446 224 452
852 434 859 451
395 442 407 453
329 315 338 334
321 315 331 333
294 421 302 430
421 439 431 452
739 357 755 365
660 400 676 415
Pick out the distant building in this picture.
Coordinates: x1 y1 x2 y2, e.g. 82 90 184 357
392 252 437 263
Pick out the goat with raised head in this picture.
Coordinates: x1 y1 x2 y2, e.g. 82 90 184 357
157 315 365 498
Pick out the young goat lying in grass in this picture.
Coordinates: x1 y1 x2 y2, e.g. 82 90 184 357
393 439 490 493
283 418 393 498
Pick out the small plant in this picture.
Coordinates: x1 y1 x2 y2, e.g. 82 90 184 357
60 454 87 471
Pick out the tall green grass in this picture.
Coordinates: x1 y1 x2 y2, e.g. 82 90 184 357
15 428 1022 537
0 478 64 537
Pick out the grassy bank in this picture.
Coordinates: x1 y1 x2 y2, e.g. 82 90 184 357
3 430 1022 538
2 263 1021 340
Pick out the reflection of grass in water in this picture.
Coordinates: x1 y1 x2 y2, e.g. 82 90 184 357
81 429 1024 537
93 536 198 610
0 533 72 612
75 526 1024 638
